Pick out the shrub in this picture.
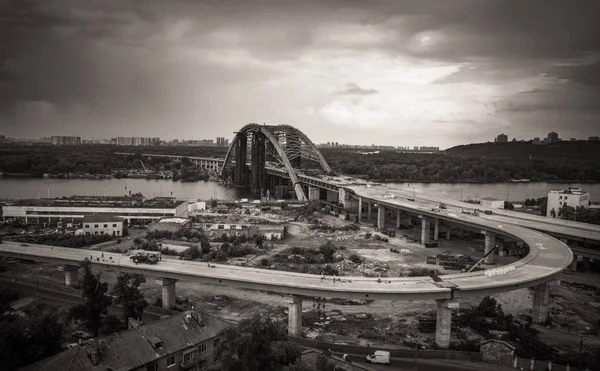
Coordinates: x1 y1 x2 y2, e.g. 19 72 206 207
348 254 363 264
214 250 228 262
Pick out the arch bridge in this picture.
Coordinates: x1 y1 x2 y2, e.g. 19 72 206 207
220 124 332 201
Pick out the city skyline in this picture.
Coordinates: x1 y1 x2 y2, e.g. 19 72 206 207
1 0 599 148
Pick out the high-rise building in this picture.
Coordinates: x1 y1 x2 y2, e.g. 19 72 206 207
547 132 559 144
50 136 81 145
495 133 508 143
216 137 229 146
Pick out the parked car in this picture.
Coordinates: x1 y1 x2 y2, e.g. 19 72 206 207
366 350 391 365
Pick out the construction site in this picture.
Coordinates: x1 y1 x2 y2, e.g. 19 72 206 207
2 200 600 367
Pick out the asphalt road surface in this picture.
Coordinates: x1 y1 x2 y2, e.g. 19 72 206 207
351 357 512 371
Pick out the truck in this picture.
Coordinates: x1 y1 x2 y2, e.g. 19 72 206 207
438 203 447 209
129 250 161 264
366 350 391 365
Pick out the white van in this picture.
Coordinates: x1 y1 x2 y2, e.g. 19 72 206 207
366 350 391 365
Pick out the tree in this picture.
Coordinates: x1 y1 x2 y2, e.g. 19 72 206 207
112 273 148 326
27 311 64 360
0 310 65 371
315 355 335 371
182 245 202 260
539 197 548 216
200 237 212 254
68 259 112 337
219 313 301 371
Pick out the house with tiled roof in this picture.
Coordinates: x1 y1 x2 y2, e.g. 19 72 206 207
19 312 232 371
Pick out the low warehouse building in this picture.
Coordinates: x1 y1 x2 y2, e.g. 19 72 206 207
148 217 192 233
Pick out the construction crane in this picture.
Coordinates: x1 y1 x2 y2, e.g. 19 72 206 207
139 159 149 173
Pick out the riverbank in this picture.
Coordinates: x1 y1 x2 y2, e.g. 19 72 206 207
1 178 599 203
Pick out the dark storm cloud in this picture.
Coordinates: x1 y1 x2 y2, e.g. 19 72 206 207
497 86 600 113
549 61 600 87
338 83 378 96
1 0 600 144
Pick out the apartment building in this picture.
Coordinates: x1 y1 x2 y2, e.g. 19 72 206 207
20 312 232 371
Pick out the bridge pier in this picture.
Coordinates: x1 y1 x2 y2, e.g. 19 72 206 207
582 257 590 272
367 202 372 222
287 295 303 336
532 282 549 323
446 227 452 240
421 216 431 244
483 231 497 265
326 190 338 203
358 197 363 221
308 186 320 201
435 299 455 349
377 205 385 228
570 254 578 271
159 278 178 309
396 210 401 228
433 218 440 241
63 265 80 287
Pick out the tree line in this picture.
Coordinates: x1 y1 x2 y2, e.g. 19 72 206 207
320 148 600 183
3 142 600 183
0 143 227 178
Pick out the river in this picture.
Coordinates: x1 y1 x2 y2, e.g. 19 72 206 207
0 178 599 202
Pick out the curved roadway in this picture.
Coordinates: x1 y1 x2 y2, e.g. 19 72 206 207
347 184 600 243
0 194 572 301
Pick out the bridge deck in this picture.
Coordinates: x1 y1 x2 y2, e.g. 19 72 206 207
349 184 600 243
0 203 571 300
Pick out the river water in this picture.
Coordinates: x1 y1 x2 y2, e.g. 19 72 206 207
0 178 599 202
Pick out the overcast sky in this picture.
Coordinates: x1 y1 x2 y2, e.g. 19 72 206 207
1 0 599 148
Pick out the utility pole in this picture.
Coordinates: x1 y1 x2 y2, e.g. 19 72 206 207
579 335 583 369
414 342 418 371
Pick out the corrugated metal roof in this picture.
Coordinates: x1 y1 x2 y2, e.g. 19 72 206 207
82 214 123 223
19 313 231 371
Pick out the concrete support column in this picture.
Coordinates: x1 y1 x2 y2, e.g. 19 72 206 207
435 299 453 349
532 282 549 323
160 278 178 309
458 229 465 239
367 202 372 221
64 265 79 287
358 197 363 221
308 186 320 201
421 216 431 244
396 210 401 229
377 205 385 228
570 254 578 271
483 232 497 265
446 228 451 240
433 218 440 241
338 188 348 208
287 295 303 336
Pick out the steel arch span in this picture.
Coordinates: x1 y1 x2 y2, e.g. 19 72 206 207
220 124 332 201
